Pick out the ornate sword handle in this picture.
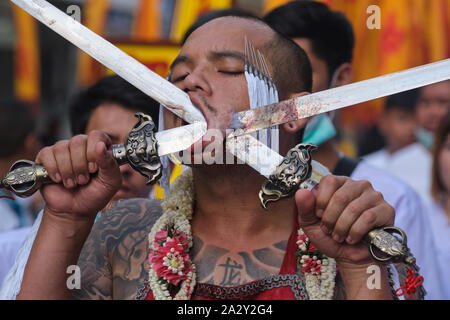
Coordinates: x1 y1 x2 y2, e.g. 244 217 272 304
1 113 162 198
259 143 317 209
1 160 51 198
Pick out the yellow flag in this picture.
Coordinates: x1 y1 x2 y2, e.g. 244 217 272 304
263 0 291 14
133 0 161 41
154 164 184 199
77 0 110 87
11 3 40 105
170 0 232 43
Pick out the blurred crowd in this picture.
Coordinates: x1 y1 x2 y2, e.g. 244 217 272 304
0 0 449 299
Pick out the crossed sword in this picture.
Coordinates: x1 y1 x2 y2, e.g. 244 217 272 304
3 0 449 296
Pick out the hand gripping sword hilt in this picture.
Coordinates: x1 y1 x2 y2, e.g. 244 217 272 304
259 144 424 296
1 113 162 198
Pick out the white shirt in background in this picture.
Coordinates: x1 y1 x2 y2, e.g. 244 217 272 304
0 227 32 288
426 201 450 299
364 143 433 204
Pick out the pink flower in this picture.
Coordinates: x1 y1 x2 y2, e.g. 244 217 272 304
308 243 317 253
155 230 168 243
297 233 307 244
150 230 191 286
301 257 322 274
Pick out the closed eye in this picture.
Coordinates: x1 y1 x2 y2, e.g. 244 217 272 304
219 71 244 76
172 74 189 83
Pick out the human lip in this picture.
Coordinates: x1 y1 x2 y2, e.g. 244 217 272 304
187 93 210 129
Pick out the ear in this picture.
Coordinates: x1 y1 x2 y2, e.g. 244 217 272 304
282 92 310 133
331 63 354 87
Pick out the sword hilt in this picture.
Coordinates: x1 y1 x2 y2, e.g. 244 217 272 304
1 113 162 198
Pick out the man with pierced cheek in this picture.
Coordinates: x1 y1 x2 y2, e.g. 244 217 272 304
17 16 402 300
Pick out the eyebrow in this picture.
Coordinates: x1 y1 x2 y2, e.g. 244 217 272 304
170 50 245 72
170 55 193 72
208 50 245 63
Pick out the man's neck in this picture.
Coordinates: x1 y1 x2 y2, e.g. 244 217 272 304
312 139 341 173
190 165 295 250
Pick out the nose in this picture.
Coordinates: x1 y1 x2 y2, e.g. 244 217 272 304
183 67 212 96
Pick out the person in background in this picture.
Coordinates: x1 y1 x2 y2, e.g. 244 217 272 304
428 111 450 299
264 0 445 299
0 99 43 288
69 75 160 209
415 80 450 150
364 90 433 203
0 99 42 232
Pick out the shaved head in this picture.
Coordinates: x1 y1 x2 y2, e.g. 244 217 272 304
180 15 312 100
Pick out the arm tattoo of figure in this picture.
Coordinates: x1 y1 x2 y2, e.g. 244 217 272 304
72 199 162 300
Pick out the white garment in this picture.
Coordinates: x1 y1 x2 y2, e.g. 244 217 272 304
0 201 20 232
364 143 433 204
0 210 42 300
0 226 32 288
0 197 36 232
352 161 446 299
425 202 450 299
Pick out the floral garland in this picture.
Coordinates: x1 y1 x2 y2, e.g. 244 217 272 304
296 230 337 299
148 169 337 300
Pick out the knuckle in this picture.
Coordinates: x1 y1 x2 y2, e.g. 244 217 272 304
383 203 395 225
363 210 377 225
334 190 350 204
320 214 334 229
36 146 50 160
346 202 361 218
54 140 69 152
69 134 86 149
374 191 385 203
323 175 340 189
349 226 365 241
358 179 372 190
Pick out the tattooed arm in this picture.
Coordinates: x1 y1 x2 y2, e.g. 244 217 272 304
73 198 162 300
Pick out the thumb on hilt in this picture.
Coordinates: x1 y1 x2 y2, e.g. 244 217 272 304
295 189 319 228
94 141 122 192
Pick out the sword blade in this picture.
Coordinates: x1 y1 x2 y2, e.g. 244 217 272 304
226 134 330 182
11 0 205 124
230 59 450 136
156 122 206 156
